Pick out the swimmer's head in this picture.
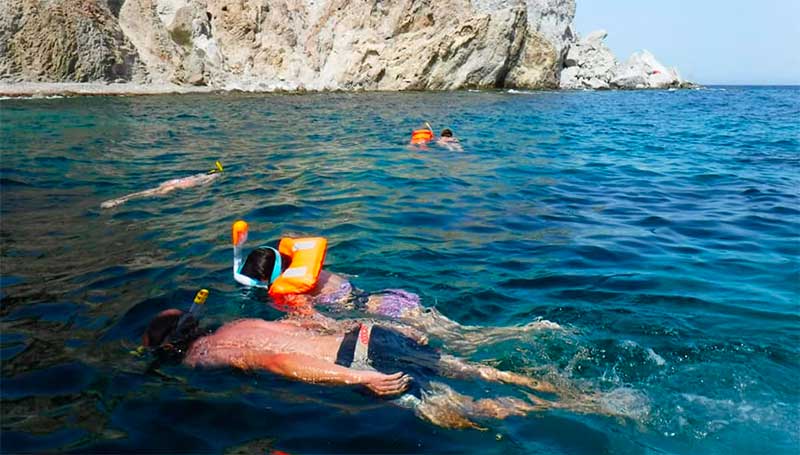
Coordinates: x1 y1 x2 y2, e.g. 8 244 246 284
441 128 453 137
143 309 201 364
240 247 290 284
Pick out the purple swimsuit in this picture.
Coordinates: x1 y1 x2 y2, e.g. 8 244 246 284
369 289 421 318
313 281 421 318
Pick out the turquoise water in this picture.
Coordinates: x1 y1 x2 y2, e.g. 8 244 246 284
1 87 798 454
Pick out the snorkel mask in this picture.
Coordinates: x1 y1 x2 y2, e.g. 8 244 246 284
132 289 209 361
232 220 282 288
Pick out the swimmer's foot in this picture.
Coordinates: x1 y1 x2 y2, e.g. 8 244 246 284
101 199 123 209
415 383 538 430
520 319 565 332
468 397 535 419
521 391 560 411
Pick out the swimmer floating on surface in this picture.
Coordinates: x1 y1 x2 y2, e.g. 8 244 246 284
232 220 563 355
436 128 463 152
142 307 567 430
409 122 463 152
100 161 223 209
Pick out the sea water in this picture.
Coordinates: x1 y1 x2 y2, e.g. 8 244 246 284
1 87 798 454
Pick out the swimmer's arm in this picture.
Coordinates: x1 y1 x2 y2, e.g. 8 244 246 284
252 353 410 396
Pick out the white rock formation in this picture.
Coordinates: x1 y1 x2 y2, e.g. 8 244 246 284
559 30 687 89
522 0 576 58
611 50 684 89
559 29 616 89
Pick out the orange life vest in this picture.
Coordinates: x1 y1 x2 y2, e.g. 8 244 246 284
268 237 327 297
410 129 433 144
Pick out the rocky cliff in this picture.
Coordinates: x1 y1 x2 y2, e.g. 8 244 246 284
1 0 576 90
0 0 688 91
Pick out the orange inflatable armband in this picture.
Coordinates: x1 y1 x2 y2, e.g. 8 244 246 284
268 237 327 296
410 129 433 144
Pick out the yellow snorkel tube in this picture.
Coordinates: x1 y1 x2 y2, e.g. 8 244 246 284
180 289 208 325
207 161 224 175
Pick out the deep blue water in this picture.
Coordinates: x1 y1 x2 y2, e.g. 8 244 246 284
1 86 798 454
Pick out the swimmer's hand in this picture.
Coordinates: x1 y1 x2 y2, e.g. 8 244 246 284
362 371 411 396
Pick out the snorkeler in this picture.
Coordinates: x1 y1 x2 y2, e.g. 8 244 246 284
232 221 562 354
142 308 559 429
409 124 463 152
436 128 463 152
100 161 223 209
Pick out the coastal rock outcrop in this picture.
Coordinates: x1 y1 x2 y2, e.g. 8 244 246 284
0 0 691 91
118 0 579 90
0 0 140 82
559 29 616 89
558 29 688 89
1 0 578 90
610 50 684 89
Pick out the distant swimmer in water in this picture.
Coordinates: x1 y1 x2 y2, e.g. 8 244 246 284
436 128 463 152
142 308 565 429
231 220 563 354
409 123 463 152
100 161 223 209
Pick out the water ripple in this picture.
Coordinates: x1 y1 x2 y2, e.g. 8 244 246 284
1 87 798 454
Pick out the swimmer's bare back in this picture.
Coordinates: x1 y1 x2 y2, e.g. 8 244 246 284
184 319 344 368
101 172 220 209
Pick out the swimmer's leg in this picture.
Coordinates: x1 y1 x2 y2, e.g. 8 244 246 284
435 354 557 394
413 381 547 430
100 187 165 208
100 174 216 209
406 307 565 356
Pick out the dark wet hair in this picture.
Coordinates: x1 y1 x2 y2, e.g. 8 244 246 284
441 129 453 137
240 247 291 284
143 309 203 365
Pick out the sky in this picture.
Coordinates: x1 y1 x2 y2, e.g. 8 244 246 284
574 0 800 85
